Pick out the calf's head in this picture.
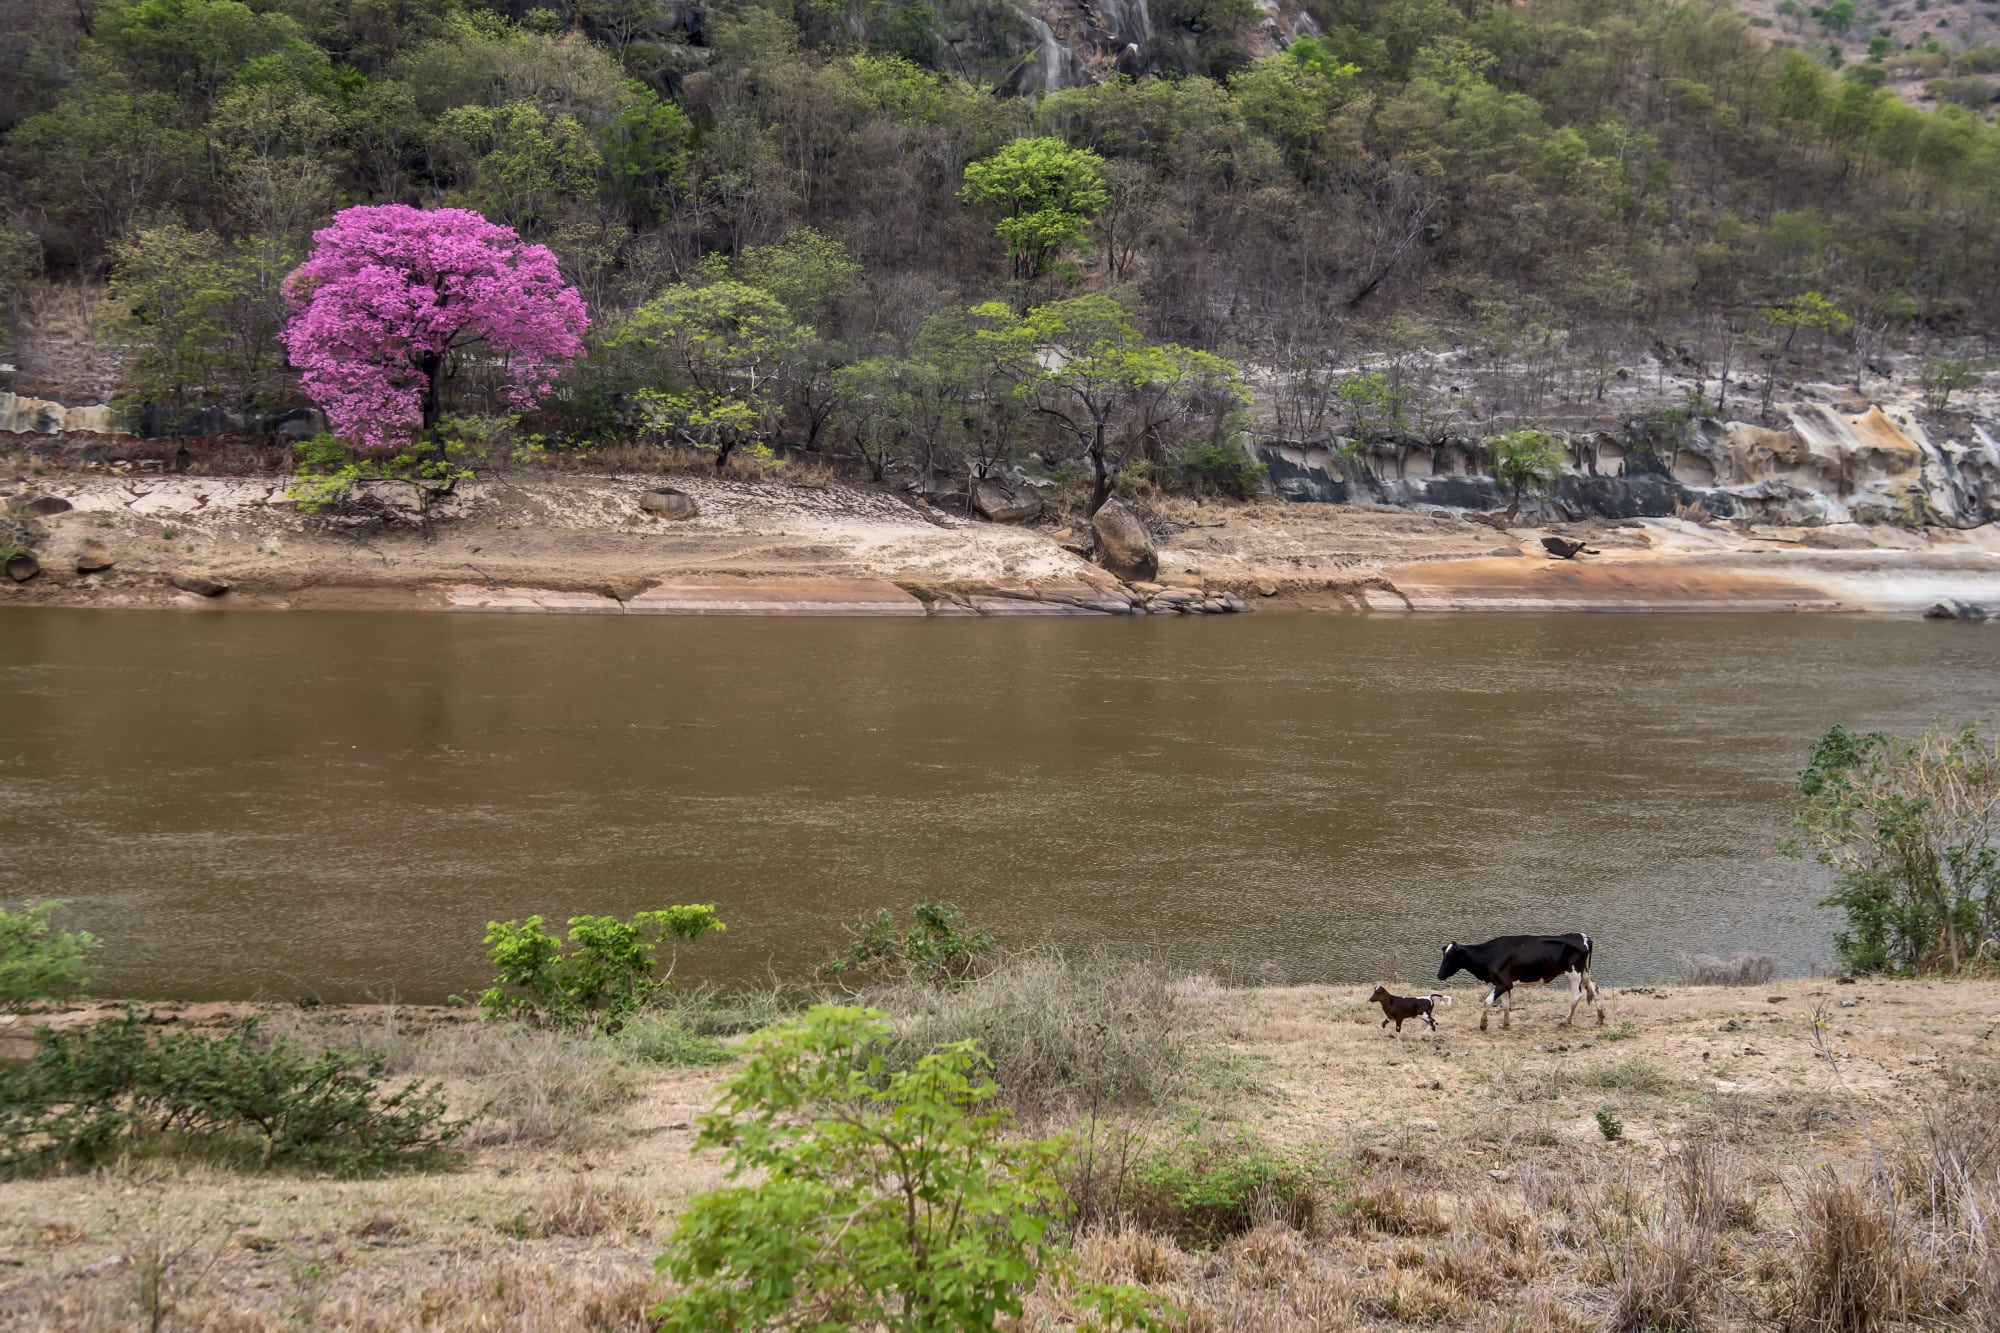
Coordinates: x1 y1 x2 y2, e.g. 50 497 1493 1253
1368 986 1391 1005
1437 942 1465 981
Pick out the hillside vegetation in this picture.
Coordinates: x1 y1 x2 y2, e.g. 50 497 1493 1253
2 0 1997 483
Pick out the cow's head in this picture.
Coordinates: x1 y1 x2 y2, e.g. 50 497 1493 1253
1437 942 1463 982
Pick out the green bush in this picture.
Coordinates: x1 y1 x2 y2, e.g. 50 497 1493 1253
0 1010 460 1175
655 1005 1067 1331
1105 1124 1322 1249
477 905 726 1030
0 900 98 1012
1172 438 1267 499
1597 1107 1626 1141
1785 720 2000 975
819 900 996 988
612 1010 730 1068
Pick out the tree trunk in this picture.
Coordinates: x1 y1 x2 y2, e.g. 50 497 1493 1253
1086 420 1113 515
420 352 446 464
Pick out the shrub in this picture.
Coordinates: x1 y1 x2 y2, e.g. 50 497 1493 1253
655 1005 1067 1331
0 900 97 1011
1107 1124 1322 1249
1785 719 2000 975
1678 953 1778 986
0 1010 459 1175
1597 1108 1626 1141
819 900 996 988
1172 438 1267 499
612 1010 730 1068
478 905 725 1030
883 949 1185 1118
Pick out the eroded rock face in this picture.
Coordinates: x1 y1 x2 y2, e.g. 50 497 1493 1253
972 479 1041 523
1260 400 2000 528
1091 499 1158 582
14 495 72 517
0 391 118 436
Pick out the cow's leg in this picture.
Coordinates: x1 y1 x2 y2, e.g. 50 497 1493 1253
1423 1010 1437 1032
1500 987 1513 1029
1381 1017 1391 1029
1563 970 1583 1027
1585 969 1605 1026
1480 985 1496 1032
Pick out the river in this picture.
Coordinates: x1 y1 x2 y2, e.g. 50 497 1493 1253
3 609 1996 1002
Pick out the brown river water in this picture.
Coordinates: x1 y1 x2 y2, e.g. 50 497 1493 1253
3 609 1997 1003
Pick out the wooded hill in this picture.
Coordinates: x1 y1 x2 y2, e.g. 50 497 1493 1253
1 0 1996 476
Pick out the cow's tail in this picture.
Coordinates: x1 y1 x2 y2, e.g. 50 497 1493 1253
1430 992 1452 1007
1581 932 1593 969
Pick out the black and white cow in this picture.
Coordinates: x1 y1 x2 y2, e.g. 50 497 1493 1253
1437 933 1604 1031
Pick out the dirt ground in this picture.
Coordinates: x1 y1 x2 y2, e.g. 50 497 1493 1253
2 975 1994 1330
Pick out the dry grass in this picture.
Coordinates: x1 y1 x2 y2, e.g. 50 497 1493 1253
522 1175 658 1240
1679 953 1779 986
7 978 2000 1332
881 948 1188 1120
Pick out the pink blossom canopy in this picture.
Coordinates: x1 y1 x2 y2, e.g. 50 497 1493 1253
282 205 588 450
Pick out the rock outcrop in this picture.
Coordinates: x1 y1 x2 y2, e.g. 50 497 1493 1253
75 540 114 574
971 478 1042 523
168 572 230 597
1091 499 1159 581
1261 400 2000 529
639 488 700 520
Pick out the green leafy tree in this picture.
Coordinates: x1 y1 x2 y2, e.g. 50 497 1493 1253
975 295 1244 512
434 101 604 234
739 227 860 323
618 281 813 471
960 137 1109 281
606 82 691 223
479 906 726 1030
1918 354 1989 412
1785 720 2000 975
1 901 98 1013
655 1004 1067 1332
1488 427 1565 519
9 88 202 244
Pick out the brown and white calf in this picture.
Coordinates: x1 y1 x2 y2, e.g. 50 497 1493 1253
1369 986 1452 1034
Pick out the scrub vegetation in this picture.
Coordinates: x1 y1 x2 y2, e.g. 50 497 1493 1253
4 0 1998 504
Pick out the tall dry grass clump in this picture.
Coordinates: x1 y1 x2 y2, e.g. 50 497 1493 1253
881 948 1187 1118
1678 953 1778 986
1780 1168 1934 1332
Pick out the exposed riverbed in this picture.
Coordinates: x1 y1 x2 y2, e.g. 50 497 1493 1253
3 609 1997 1001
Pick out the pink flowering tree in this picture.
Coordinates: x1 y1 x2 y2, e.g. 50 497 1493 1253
282 204 588 453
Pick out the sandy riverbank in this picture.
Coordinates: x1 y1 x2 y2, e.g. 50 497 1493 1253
5 470 2000 616
2 974 1995 1328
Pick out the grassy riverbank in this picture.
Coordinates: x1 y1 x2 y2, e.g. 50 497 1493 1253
3 966 1996 1330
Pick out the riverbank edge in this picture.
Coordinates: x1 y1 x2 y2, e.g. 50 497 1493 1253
7 551 2000 616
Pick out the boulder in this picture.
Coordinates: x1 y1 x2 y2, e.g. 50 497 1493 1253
639 488 699 520
971 478 1042 524
1090 500 1157 582
168 572 229 597
75 540 114 574
1923 601 1988 621
5 554 38 583
15 495 72 517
